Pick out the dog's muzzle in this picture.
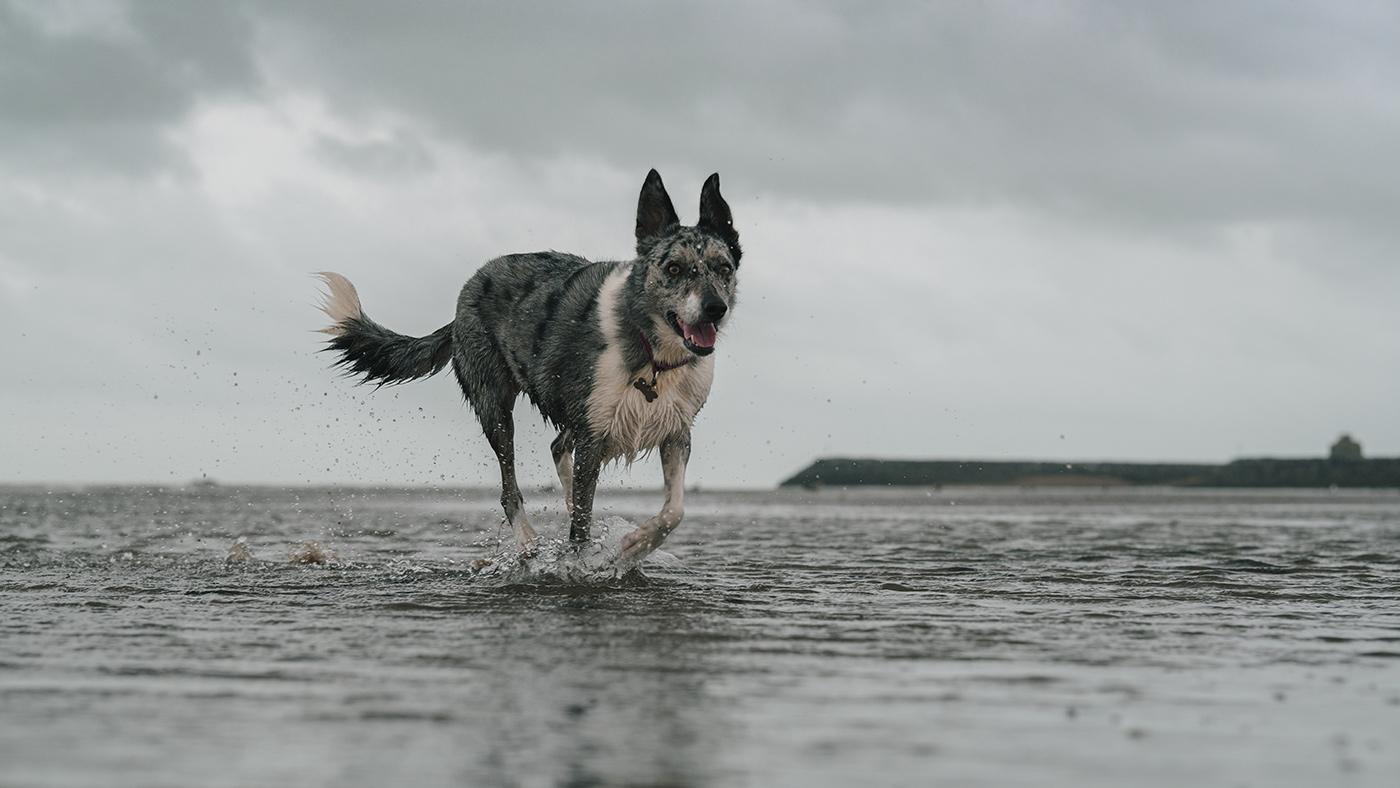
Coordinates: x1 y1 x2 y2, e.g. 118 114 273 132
668 307 724 356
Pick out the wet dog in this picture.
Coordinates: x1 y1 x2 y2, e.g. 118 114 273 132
315 170 740 559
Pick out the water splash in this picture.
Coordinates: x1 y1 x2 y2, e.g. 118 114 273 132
473 516 680 586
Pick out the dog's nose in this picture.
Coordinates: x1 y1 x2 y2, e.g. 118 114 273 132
702 297 728 322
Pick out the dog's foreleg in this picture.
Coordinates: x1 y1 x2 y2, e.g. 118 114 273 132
621 432 690 558
567 434 605 544
484 410 539 552
550 430 575 515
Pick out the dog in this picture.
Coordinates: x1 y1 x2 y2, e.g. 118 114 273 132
315 170 740 560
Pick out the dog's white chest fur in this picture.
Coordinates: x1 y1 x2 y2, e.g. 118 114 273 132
587 269 714 462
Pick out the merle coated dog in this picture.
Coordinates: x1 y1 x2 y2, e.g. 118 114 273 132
315 170 740 560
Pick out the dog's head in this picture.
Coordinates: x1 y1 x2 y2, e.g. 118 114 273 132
629 170 742 358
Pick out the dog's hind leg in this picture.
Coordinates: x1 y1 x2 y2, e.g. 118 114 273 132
482 408 539 552
621 432 691 558
550 429 575 514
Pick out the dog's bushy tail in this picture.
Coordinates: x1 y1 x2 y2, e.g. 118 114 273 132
314 272 453 386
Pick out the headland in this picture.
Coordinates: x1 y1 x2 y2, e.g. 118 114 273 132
779 435 1400 489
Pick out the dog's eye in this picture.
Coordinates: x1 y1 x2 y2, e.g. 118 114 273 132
666 263 683 276
717 264 733 277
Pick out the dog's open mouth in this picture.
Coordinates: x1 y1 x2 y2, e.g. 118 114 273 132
668 313 718 356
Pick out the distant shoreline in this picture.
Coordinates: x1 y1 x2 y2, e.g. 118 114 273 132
780 457 1400 489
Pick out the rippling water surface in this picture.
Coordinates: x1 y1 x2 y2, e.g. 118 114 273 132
3 484 1399 787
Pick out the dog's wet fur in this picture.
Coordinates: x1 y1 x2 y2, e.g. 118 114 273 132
316 170 740 559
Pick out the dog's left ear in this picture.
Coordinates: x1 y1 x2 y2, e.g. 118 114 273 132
636 169 680 252
698 173 742 264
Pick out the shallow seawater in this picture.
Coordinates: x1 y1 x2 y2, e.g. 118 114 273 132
2 484 1399 787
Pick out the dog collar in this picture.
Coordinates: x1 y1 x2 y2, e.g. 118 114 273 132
633 330 692 402
639 331 693 373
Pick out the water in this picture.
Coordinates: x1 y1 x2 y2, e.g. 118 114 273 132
3 484 1399 787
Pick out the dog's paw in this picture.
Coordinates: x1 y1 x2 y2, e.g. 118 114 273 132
620 524 665 557
513 527 541 556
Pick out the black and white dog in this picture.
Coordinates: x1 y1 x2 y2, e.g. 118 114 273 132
316 170 740 560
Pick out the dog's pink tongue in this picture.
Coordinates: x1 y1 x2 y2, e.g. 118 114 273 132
683 321 717 348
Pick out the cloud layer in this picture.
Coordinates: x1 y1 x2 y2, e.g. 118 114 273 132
2 0 1397 488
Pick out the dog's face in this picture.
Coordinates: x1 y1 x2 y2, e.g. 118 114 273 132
632 171 742 357
637 228 738 356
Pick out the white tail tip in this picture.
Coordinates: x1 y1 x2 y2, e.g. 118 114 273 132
313 271 363 335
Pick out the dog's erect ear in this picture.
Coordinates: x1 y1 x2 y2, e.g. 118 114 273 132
636 169 680 249
698 173 742 264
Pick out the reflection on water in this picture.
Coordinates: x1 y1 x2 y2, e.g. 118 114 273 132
2 485 1399 786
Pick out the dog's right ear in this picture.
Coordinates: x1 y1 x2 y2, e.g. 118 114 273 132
636 169 680 251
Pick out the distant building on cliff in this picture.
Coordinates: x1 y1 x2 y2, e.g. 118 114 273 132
1330 434 1363 461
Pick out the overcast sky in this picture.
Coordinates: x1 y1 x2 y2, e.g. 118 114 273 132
2 0 1397 489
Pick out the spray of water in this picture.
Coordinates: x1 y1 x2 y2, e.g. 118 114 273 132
472 516 680 586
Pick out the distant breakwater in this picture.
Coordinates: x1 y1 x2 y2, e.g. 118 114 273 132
780 457 1400 489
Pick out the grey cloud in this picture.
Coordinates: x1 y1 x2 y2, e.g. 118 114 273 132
0 1 258 173
313 132 436 178
245 0 1400 233
6 0 1398 485
7 0 1399 233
